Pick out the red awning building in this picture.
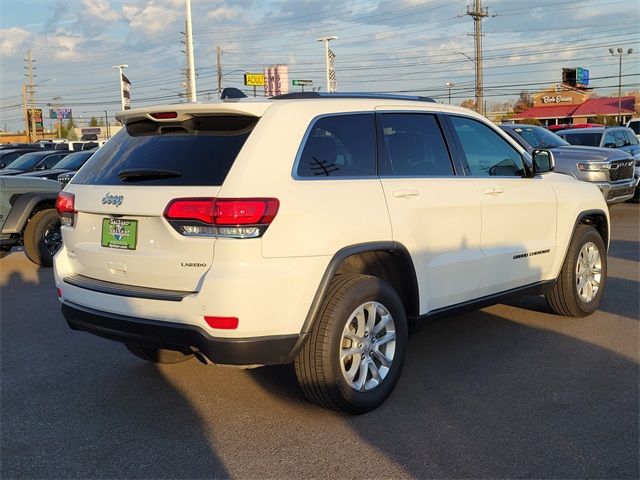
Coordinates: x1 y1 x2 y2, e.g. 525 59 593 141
511 84 636 126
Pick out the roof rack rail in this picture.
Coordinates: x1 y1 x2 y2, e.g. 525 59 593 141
271 92 436 103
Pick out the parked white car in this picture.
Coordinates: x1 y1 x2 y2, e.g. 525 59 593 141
54 94 609 413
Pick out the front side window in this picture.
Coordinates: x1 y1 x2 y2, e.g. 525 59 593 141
296 114 375 178
450 116 526 177
379 113 454 176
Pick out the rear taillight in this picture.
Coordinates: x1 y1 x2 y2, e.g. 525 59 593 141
56 192 75 226
164 198 279 238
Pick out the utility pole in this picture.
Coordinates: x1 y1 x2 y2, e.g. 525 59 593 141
24 50 37 141
22 84 29 140
466 0 490 115
216 46 222 98
185 0 197 102
112 64 128 111
317 36 337 92
609 47 634 124
105 110 110 139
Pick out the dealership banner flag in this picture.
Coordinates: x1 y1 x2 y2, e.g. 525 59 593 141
122 73 131 109
328 48 337 92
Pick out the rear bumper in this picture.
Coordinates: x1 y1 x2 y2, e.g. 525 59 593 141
61 301 301 366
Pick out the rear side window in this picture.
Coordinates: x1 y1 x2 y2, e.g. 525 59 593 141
560 132 602 147
40 154 65 169
296 114 375 178
72 115 258 186
379 113 454 176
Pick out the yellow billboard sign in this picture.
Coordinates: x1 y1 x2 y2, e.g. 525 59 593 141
244 73 265 87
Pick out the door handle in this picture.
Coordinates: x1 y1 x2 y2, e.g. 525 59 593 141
392 189 420 198
483 187 504 195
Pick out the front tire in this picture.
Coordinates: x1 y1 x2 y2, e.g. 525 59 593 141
545 225 607 317
23 209 62 267
125 344 194 364
294 274 408 414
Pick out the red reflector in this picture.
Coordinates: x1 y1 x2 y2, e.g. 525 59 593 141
56 192 75 215
164 198 215 224
57 288 62 298
213 198 279 225
151 111 178 119
204 316 239 329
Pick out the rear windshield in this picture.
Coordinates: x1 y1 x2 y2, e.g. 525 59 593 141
559 132 602 147
72 115 258 186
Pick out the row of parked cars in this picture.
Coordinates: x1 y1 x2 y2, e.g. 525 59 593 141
0 143 96 266
500 124 640 203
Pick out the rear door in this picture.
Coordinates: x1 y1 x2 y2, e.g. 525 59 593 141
62 114 258 292
377 110 484 312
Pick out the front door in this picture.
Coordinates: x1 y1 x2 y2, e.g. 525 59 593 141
447 115 557 296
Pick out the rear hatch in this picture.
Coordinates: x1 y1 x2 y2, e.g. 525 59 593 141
62 112 260 291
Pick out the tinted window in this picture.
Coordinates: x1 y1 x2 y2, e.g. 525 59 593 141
73 115 258 186
7 152 49 170
297 114 375 178
40 153 66 169
510 126 568 149
613 129 630 147
0 151 22 166
628 121 640 135
380 113 454 176
560 132 603 147
55 151 93 170
450 116 525 177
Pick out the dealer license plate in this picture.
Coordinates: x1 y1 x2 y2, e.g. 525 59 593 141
101 218 138 250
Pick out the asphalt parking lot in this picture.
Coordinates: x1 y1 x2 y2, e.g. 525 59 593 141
1 204 638 479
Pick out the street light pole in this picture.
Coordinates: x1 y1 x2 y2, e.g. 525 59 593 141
446 82 454 104
609 47 634 124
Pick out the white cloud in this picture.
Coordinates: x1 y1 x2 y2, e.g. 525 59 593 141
47 29 85 60
206 6 240 21
83 0 121 22
0 28 32 57
121 1 180 36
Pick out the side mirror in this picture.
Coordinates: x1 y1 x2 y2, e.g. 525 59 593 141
34 164 47 170
532 149 555 175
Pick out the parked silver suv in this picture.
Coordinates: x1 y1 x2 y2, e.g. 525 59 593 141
500 124 637 204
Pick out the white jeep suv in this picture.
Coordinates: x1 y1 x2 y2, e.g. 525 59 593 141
54 93 609 414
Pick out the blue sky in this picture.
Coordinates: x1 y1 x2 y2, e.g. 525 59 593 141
1 0 639 130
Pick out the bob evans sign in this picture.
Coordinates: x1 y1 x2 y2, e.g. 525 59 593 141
541 95 573 104
533 86 588 107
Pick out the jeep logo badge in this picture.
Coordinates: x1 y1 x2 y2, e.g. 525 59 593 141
102 193 123 207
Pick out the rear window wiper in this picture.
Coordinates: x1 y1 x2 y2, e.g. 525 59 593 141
118 169 182 181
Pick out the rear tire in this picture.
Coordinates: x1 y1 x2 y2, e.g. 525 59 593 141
125 344 194 364
294 274 408 414
545 225 607 317
23 209 61 267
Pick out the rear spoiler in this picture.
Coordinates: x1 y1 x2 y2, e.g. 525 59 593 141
116 102 271 125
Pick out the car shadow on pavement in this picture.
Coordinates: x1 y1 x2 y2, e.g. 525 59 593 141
342 309 639 479
0 264 231 479
608 239 640 262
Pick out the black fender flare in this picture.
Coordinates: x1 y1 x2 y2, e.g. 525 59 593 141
288 241 419 360
1 192 59 234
